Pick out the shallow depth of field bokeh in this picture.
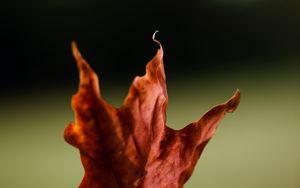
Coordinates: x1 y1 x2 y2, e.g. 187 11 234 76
0 0 299 187
0 60 299 187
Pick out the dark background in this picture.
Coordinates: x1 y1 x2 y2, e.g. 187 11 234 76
0 1 299 188
1 0 299 92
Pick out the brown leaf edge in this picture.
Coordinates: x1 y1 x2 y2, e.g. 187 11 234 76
64 39 240 188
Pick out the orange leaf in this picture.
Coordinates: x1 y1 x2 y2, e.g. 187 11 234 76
64 39 240 188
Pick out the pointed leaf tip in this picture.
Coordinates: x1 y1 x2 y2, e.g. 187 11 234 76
71 41 82 60
152 30 163 56
226 89 241 113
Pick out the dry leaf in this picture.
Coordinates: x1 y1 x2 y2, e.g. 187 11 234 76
64 39 240 188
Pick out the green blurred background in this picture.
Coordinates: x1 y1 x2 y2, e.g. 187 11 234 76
0 0 299 187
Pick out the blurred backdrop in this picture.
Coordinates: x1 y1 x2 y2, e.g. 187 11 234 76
0 0 299 187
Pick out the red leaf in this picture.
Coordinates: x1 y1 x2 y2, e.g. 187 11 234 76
64 40 240 188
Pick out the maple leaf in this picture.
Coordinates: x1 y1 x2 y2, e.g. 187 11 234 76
64 38 240 188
